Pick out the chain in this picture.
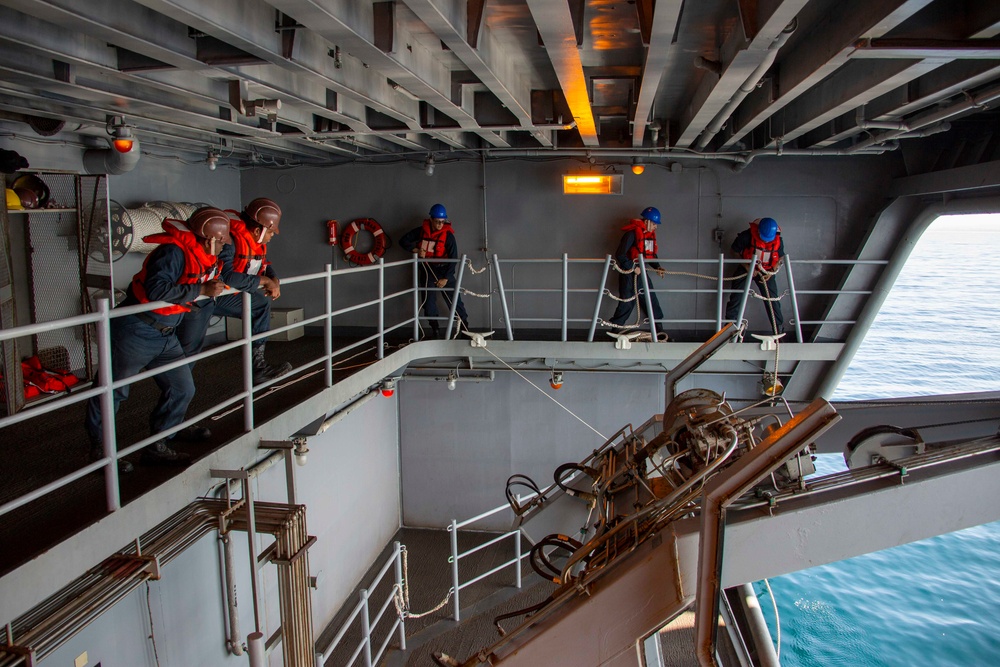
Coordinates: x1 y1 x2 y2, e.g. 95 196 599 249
460 288 492 298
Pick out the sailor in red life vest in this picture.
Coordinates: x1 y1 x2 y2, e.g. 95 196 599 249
84 207 230 469
176 197 291 384
724 217 786 332
399 203 469 338
608 207 666 327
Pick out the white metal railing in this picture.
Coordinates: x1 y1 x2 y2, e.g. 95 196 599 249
487 254 888 344
0 258 419 520
0 254 885 525
315 541 406 667
447 503 527 623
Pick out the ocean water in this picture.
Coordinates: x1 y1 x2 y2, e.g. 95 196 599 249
753 215 1000 666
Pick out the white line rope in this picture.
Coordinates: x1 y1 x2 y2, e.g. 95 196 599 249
392 546 453 619
460 322 607 442
464 258 488 275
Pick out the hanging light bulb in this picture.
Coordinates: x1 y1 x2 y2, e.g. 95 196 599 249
446 371 457 391
631 158 645 175
292 438 310 466
106 116 136 153
207 150 218 171
381 378 396 397
549 371 564 390
425 155 435 176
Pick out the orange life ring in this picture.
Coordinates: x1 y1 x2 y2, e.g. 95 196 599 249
341 217 388 265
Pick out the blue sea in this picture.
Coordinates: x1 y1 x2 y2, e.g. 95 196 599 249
753 215 1000 666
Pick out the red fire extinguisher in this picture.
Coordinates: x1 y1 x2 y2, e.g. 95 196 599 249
326 219 338 246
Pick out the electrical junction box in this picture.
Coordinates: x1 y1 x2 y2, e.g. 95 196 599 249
227 307 304 341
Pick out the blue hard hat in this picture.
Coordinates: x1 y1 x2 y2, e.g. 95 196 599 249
758 217 778 241
641 206 661 224
429 203 448 220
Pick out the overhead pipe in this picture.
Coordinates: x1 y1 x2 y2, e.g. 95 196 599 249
694 20 798 151
855 107 908 132
315 389 378 435
894 122 951 140
82 139 141 175
731 143 897 171
0 500 315 667
222 532 245 656
848 82 1000 154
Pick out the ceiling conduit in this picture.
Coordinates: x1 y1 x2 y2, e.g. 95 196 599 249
694 20 798 151
848 81 1000 154
0 500 315 667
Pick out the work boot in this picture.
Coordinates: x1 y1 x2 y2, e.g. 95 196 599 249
88 435 133 473
252 345 292 384
141 439 191 466
177 425 212 441
429 322 440 339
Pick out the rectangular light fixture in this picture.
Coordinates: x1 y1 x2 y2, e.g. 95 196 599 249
563 174 623 195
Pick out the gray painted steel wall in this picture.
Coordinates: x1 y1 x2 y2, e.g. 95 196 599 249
399 370 666 530
240 156 891 334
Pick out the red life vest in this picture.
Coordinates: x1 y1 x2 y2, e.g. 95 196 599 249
418 219 453 259
131 218 222 315
19 355 79 399
740 219 782 271
227 212 268 276
623 218 658 261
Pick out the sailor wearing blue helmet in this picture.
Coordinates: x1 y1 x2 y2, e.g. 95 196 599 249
725 217 786 333
608 207 666 329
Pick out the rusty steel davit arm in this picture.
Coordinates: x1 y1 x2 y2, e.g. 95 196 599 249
665 322 739 403
694 397 840 666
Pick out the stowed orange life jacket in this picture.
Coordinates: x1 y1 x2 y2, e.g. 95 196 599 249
226 212 269 275
418 219 453 259
131 218 222 315
622 218 658 261
740 219 782 271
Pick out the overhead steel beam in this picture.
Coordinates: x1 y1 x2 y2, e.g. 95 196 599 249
1 0 206 71
720 0 935 149
765 7 1000 149
804 60 1000 147
0 58 278 139
525 0 599 146
219 64 373 133
675 0 808 148
2 0 419 143
850 37 1000 59
266 0 466 123
766 58 945 146
131 0 422 128
400 0 550 146
630 0 683 147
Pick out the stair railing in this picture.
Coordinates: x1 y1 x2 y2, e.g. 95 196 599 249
314 541 406 667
